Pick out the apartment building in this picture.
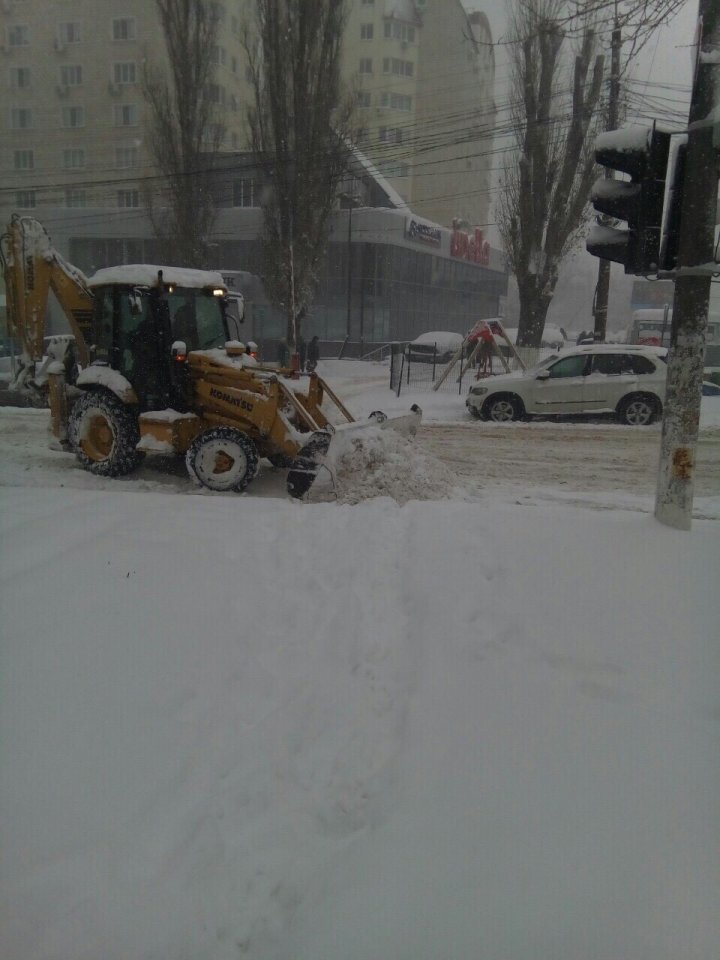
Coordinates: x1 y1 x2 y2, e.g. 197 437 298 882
1 1 504 348
2 1 494 228
0 0 251 222
343 0 496 228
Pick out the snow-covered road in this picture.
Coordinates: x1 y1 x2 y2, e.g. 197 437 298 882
1 403 718 516
1 377 719 960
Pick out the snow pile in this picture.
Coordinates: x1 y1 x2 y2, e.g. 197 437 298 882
316 425 468 503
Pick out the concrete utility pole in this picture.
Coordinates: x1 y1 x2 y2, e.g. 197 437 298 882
593 15 622 342
655 0 719 529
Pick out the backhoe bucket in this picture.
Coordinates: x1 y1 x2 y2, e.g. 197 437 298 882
286 405 422 499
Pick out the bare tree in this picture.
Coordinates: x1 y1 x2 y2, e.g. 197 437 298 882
142 0 224 268
243 0 355 353
497 0 605 348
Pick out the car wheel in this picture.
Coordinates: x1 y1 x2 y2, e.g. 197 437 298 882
68 389 143 476
484 394 524 423
186 426 259 492
617 394 659 426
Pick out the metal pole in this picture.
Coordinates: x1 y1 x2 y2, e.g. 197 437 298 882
655 0 719 529
346 205 352 341
593 13 622 342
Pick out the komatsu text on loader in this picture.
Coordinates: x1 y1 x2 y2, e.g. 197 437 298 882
1 215 420 497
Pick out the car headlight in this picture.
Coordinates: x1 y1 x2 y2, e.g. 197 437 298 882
470 386 488 396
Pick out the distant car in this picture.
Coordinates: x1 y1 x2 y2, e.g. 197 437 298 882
406 331 464 364
466 344 668 426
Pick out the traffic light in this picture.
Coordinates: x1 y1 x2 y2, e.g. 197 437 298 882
586 124 672 275
659 135 687 272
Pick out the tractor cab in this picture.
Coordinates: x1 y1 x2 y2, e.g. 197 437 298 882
86 265 240 410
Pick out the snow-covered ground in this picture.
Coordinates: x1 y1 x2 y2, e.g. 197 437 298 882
1 361 719 960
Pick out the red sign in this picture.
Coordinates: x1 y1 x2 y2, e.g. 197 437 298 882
451 220 490 265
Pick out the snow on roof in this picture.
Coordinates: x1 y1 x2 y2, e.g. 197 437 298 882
347 144 409 212
87 264 227 290
384 0 421 23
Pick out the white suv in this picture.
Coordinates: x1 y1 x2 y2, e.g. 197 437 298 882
466 344 667 426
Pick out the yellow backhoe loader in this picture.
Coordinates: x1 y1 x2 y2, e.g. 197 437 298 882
1 215 420 497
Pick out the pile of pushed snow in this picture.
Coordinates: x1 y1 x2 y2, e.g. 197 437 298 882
312 425 467 504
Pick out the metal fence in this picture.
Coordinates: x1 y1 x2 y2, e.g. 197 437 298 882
390 343 479 396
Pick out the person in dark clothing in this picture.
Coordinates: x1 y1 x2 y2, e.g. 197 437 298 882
297 334 307 372
306 335 320 373
277 338 290 367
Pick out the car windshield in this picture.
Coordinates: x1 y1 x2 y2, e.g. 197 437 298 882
168 288 226 350
525 353 559 374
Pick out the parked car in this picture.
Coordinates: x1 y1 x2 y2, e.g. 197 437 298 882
406 331 464 364
466 344 668 425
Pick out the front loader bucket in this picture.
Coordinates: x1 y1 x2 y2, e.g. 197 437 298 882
286 432 333 499
285 405 423 499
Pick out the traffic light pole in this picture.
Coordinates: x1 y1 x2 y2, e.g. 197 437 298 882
655 0 719 529
593 19 622 342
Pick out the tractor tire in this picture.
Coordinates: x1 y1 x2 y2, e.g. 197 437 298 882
68 390 143 477
616 394 660 426
186 426 259 492
287 433 332 499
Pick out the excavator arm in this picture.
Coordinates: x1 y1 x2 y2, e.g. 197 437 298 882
1 215 92 384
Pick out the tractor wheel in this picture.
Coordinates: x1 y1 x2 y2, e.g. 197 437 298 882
287 434 332 499
68 390 143 477
186 426 259 492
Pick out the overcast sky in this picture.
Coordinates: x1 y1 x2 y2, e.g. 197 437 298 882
465 0 698 113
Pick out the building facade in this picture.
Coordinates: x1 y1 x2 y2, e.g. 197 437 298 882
1 1 503 350
343 0 496 228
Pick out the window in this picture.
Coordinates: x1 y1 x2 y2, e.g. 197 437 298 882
63 148 85 169
65 188 87 208
383 21 416 42
60 65 83 86
115 144 138 168
58 22 81 44
10 66 31 89
360 24 374 40
357 91 371 108
629 354 656 375
548 355 588 378
383 57 413 76
112 18 136 41
117 190 140 208
211 45 226 65
359 58 373 74
592 354 631 376
11 107 32 129
379 126 403 143
114 104 138 126
380 92 412 111
232 179 255 208
16 190 35 209
113 62 137 85
62 106 84 128
8 25 29 46
13 149 34 170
